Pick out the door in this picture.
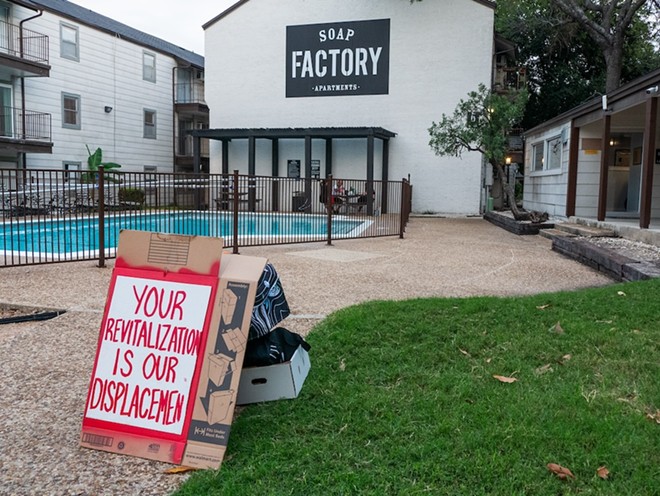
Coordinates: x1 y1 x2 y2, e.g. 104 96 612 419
606 133 642 216
0 84 13 137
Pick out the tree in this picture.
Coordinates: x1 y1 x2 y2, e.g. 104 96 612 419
496 0 660 128
428 84 545 221
546 0 658 92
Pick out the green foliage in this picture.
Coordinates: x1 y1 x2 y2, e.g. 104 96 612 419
428 84 527 166
81 145 122 184
495 0 660 128
118 187 145 205
174 279 660 495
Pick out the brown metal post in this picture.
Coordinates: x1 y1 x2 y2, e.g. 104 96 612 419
232 169 239 254
98 166 105 268
640 97 657 229
399 178 408 239
565 123 579 218
326 174 333 246
597 114 611 221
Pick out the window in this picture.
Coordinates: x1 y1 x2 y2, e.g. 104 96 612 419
532 142 544 171
546 136 562 170
144 165 157 180
62 93 81 129
143 51 156 82
63 161 81 182
531 135 563 173
60 22 79 61
143 109 156 138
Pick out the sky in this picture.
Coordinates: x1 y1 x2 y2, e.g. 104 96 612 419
69 0 238 55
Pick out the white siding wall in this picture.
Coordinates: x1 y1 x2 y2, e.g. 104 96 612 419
204 0 494 214
522 123 571 218
15 7 176 172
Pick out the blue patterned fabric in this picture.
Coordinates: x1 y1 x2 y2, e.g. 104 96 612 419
249 263 290 340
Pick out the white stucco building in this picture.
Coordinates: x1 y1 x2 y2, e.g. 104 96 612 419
199 0 496 215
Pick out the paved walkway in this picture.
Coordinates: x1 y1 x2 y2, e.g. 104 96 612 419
0 217 614 335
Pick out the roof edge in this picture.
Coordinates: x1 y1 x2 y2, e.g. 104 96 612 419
525 66 660 135
203 0 495 30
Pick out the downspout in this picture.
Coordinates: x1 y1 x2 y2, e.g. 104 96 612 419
19 8 44 180
172 65 178 173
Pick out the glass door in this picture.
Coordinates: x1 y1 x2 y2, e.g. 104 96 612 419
606 132 642 217
0 2 10 56
0 84 13 137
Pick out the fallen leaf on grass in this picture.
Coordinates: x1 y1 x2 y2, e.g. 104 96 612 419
597 466 610 479
560 354 572 363
535 363 553 375
549 322 565 334
459 348 471 357
164 466 196 475
547 463 575 480
617 291 626 297
646 409 660 424
536 304 551 310
493 375 518 383
339 358 346 372
596 320 613 324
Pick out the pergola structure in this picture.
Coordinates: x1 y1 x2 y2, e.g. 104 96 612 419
191 127 396 215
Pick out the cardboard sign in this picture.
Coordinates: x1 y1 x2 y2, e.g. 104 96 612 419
81 231 267 469
85 269 214 436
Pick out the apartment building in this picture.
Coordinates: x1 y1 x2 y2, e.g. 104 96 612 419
200 0 495 215
0 0 208 181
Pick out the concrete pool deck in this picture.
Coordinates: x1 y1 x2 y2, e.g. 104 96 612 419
0 217 616 495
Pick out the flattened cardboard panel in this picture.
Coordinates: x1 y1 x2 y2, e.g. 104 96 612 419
81 231 225 466
182 253 267 469
115 230 223 277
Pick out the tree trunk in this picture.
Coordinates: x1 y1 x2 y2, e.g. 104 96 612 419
491 160 549 223
604 45 623 94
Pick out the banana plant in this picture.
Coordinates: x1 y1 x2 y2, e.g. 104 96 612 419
81 145 122 184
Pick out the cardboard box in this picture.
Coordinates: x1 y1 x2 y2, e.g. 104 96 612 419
80 230 267 470
236 346 311 405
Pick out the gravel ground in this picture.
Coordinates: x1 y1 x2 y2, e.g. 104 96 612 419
0 217 626 496
583 236 660 265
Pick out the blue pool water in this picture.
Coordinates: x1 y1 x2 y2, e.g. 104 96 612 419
1 211 365 255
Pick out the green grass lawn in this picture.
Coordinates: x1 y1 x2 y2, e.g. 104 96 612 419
174 279 660 495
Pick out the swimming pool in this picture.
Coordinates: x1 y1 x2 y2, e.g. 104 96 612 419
0 211 368 256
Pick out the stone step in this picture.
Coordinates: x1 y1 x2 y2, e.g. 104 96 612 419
538 228 578 241
554 222 616 238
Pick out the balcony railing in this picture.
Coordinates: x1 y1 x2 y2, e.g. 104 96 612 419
0 20 49 65
0 106 52 142
174 81 206 105
177 134 209 157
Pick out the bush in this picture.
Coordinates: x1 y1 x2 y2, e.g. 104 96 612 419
118 188 145 205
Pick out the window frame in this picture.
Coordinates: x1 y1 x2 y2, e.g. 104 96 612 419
63 161 81 182
60 22 80 61
143 109 156 139
61 92 81 130
530 135 563 176
142 51 156 83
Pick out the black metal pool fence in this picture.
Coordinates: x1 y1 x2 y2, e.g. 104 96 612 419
0 168 412 267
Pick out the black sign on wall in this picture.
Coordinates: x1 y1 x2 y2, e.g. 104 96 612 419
286 19 390 98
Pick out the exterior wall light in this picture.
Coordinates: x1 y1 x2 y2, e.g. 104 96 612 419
104 106 113 113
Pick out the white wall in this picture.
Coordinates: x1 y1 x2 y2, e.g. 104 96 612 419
14 7 177 172
204 0 494 214
523 123 571 218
